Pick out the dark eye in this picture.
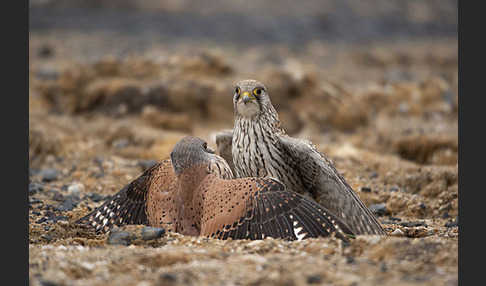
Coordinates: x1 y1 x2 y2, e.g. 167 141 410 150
253 88 263 96
202 142 214 154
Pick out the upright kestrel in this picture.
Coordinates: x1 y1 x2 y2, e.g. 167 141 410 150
77 136 354 241
215 79 385 235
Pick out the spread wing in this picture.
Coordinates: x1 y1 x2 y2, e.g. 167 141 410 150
277 135 385 235
214 130 235 175
199 176 354 241
75 161 169 233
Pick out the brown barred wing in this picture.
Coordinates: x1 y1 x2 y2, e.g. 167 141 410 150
75 162 162 233
204 177 354 242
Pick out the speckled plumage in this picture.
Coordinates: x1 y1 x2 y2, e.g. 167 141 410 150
76 141 233 234
78 136 354 241
216 79 385 235
169 136 353 241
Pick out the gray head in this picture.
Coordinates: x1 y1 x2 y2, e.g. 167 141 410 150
170 136 215 175
233 79 274 118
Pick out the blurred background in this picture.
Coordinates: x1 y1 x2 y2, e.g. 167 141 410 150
29 2 458 284
29 0 458 163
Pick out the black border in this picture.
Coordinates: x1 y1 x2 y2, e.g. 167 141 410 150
4 0 28 284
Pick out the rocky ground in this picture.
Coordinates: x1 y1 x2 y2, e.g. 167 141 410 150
29 2 457 285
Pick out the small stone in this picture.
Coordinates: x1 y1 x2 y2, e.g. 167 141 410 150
138 160 158 171
51 191 64 202
159 273 177 283
369 203 388 216
400 221 427 227
29 183 44 195
56 195 80 211
389 186 399 192
390 229 404 236
40 168 59 182
38 45 54 58
112 138 130 149
40 279 60 286
369 172 378 179
36 67 59 80
68 183 85 195
306 275 322 284
419 203 427 210
360 187 372 193
87 193 105 202
107 230 135 246
141 227 166 240
445 217 458 228
380 262 388 272
398 102 410 113
41 234 53 242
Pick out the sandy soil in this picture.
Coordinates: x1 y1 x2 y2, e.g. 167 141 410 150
29 3 457 285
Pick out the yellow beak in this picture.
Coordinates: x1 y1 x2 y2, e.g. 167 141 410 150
242 91 255 103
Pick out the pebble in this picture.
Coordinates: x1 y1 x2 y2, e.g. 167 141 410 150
113 138 130 149
40 280 60 286
87 193 105 202
445 217 458 228
40 168 59 182
390 229 404 236
306 275 322 284
35 67 59 81
360 187 372 193
141 227 166 240
399 221 427 227
159 273 177 283
389 186 399 192
68 183 85 195
29 183 44 196
51 190 64 201
107 231 136 246
369 203 388 216
38 45 54 58
56 194 80 211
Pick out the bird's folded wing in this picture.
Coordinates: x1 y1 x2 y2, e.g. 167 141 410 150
75 161 169 233
277 135 385 235
214 130 235 175
200 177 354 241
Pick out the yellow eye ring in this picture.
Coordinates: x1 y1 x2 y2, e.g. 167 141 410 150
253 88 263 96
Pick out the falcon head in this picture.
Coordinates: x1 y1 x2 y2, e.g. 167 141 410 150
170 136 215 175
170 136 233 179
233 79 272 118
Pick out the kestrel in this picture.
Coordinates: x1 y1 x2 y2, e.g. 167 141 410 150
215 79 385 235
77 136 354 241
76 141 233 233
